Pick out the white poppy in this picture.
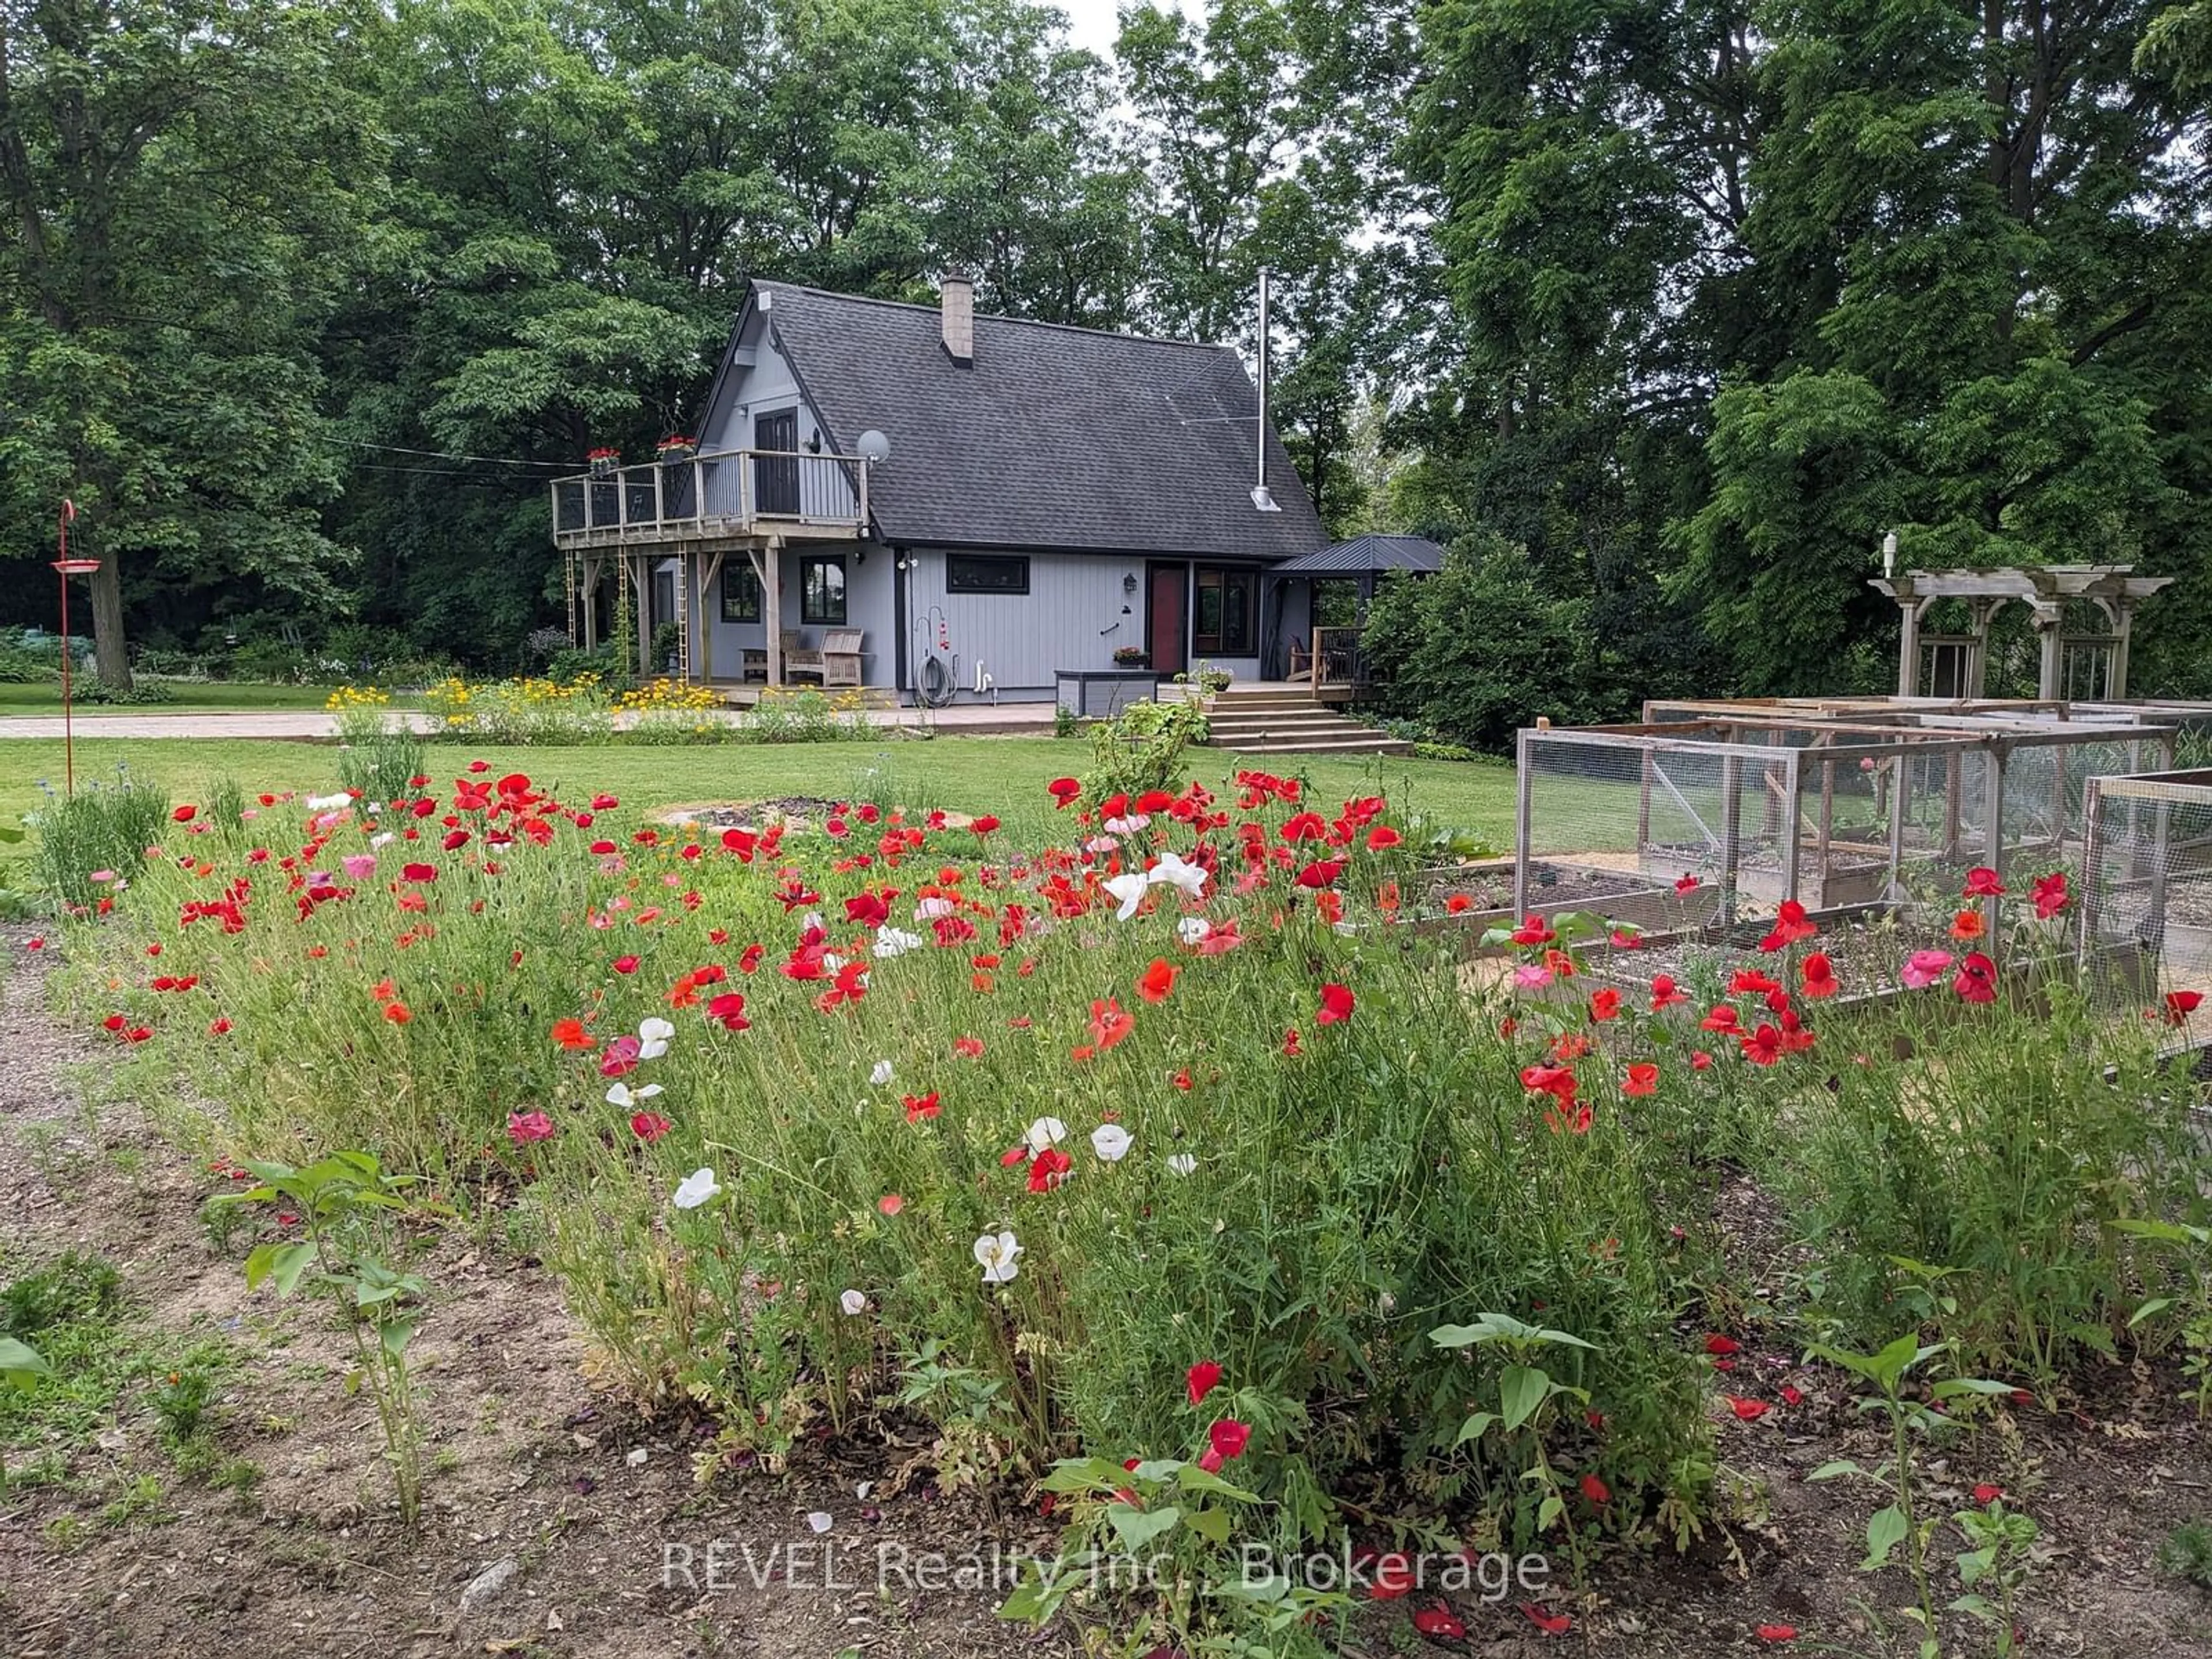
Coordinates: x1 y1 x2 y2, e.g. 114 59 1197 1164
914 895 957 920
605 1082 664 1109
1103 812 1151 835
1090 1124 1132 1162
637 1016 676 1060
873 927 923 958
1105 872 1149 921
671 1167 721 1209
1024 1116 1069 1152
306 793 351 811
839 1289 868 1317
974 1230 1022 1285
1176 916 1210 946
870 1060 895 1086
1148 850 1207 899
369 832 395 848
1166 1153 1198 1176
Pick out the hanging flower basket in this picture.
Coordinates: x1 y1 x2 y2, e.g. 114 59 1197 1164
586 446 619 480
656 435 699 462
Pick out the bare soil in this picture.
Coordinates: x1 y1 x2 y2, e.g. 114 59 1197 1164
3 929 2209 1657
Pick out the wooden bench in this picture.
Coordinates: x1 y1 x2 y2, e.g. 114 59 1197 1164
821 629 866 688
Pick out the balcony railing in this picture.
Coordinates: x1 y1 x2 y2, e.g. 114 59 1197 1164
551 449 868 548
1288 624 1369 692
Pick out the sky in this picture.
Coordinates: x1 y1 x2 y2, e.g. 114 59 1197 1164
1056 0 1205 59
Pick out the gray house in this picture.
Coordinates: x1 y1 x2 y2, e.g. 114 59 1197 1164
551 276 1330 707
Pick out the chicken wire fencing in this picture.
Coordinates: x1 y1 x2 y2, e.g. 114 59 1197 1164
1516 723 2179 937
2079 771 2212 1044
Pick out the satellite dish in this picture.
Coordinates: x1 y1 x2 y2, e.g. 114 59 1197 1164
856 429 891 463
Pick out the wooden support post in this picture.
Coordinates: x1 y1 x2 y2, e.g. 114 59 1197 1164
1513 729 1535 921
1719 752 1743 925
763 539 783 685
1944 751 1963 861
632 554 651 678
697 550 724 684
582 558 600 652
1886 753 1910 903
1981 743 2008 955
1779 748 1802 907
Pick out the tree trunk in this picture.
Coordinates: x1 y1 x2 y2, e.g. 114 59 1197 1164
86 554 132 691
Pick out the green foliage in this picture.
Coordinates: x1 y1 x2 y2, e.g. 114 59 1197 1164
1 1251 122 1339
24 767 169 910
221 1150 439 1526
1082 697 1211 802
1772 991 2205 1384
70 678 177 706
1361 533 1598 752
2158 1518 2212 1591
0 644 59 685
338 729 430 809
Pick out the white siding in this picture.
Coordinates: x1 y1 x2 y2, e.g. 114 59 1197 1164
905 548 1142 699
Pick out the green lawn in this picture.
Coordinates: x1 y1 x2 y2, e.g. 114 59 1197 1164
0 736 1516 875
0 681 376 714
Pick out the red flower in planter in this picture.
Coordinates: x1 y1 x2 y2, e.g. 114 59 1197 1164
1739 1024 1784 1066
1953 952 1997 1005
1186 1361 1223 1407
2031 870 2068 919
1800 953 1838 999
1316 983 1355 1025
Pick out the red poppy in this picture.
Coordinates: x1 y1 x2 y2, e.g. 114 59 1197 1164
1520 1603 1572 1635
1579 1472 1610 1504
1445 893 1474 915
383 1002 412 1025
1724 1396 1771 1421
706 992 750 1031
1027 1146 1073 1192
877 1192 904 1215
1800 953 1838 999
551 1017 594 1051
1411 1607 1465 1639
1700 1004 1740 1032
1047 777 1081 808
612 955 640 975
1282 1027 1303 1056
1622 1063 1658 1097
1964 866 2006 897
1953 951 1997 1005
1755 1627 1798 1643
1138 959 1179 1003
1705 1334 1741 1355
1588 987 1622 1023
2031 870 2067 919
1205 1418 1250 1462
2165 989 2203 1023
1510 915 1555 946
1972 1483 2004 1503
630 1111 671 1142
1650 975 1688 1010
1520 1063 1578 1102
1316 983 1355 1025
207 1017 232 1035
903 1092 941 1124
1363 824 1402 852
953 1036 985 1059
1367 1553 1415 1599
1187 1360 1223 1407
1950 908 1986 941
1740 1024 1784 1065
1779 1384 1805 1406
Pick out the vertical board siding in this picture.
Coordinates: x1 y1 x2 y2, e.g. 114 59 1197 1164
906 548 1142 696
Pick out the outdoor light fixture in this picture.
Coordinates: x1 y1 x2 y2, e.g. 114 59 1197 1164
1123 572 1138 596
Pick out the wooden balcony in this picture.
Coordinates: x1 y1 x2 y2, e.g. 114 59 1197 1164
550 448 869 551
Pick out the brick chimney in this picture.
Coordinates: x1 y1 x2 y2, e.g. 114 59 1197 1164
940 272 974 365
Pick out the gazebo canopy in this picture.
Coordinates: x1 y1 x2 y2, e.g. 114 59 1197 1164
1271 534 1445 577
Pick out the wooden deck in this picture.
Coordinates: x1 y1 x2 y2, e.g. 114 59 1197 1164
551 448 868 552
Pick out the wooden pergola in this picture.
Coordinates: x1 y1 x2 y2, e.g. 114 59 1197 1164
1870 565 2173 702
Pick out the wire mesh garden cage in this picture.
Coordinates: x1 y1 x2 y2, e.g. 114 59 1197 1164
2078 770 2212 1051
1515 711 2179 944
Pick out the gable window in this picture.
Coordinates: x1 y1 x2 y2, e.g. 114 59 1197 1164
720 560 763 623
1194 566 1258 656
800 554 847 624
946 554 1029 595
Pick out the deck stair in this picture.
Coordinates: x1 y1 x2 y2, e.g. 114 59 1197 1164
1200 685 1410 756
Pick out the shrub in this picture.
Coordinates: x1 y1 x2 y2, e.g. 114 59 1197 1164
0 643 59 684
422 673 613 744
1361 533 1599 753
73 677 176 705
1083 698 1209 805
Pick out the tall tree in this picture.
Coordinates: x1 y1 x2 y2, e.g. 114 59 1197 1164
0 0 377 684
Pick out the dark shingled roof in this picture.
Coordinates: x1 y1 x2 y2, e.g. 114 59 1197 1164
749 281 1327 560
1271 535 1447 577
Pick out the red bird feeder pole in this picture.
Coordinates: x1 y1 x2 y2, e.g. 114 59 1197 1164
52 499 100 798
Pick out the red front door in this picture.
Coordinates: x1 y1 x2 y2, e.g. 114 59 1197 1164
1147 562 1187 675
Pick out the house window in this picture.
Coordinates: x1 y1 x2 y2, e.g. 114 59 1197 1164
720 560 763 623
800 555 847 624
945 554 1029 595
1194 566 1257 656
